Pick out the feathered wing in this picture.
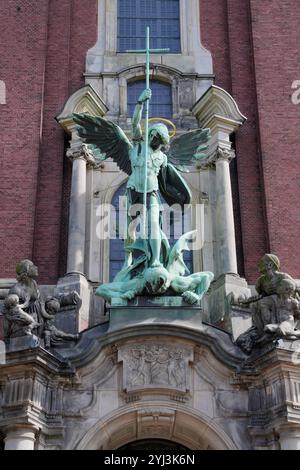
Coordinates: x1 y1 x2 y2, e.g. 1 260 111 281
166 128 211 169
166 230 197 277
73 113 132 175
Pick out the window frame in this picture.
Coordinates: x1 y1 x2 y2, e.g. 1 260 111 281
117 0 181 54
127 78 173 119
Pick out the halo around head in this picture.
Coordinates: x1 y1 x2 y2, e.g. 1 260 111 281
143 117 177 139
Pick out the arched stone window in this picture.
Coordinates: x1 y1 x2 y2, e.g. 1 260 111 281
117 0 181 52
127 79 173 118
109 183 193 281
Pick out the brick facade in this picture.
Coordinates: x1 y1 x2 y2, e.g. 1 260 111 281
0 0 299 283
249 0 300 278
201 0 300 281
0 0 97 283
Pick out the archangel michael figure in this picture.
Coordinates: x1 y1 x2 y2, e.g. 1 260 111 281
73 87 213 304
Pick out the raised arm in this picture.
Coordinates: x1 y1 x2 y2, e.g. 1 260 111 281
132 88 152 140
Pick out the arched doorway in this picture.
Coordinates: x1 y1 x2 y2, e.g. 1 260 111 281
118 439 189 451
75 404 237 450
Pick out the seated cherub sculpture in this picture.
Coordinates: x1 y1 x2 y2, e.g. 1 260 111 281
236 261 300 354
43 297 79 348
263 279 300 339
3 294 40 337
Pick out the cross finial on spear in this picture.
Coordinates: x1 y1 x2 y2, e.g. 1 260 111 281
126 27 170 237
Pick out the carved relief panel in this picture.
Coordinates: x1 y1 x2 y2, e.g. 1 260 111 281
118 342 193 393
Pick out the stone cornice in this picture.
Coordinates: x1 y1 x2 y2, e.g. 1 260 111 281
0 345 75 377
84 67 215 80
55 321 247 372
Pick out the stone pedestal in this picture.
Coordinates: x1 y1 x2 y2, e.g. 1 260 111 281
109 296 203 332
229 305 253 341
207 274 251 327
4 426 37 450
57 273 91 332
7 335 40 352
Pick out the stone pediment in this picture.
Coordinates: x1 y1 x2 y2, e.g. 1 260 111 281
56 84 108 134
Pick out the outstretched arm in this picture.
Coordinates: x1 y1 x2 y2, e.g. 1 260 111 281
132 88 152 140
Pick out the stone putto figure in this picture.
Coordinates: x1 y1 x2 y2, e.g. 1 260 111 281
235 254 300 354
3 294 40 338
43 297 79 349
2 259 80 349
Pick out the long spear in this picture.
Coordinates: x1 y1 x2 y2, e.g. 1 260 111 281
127 27 169 238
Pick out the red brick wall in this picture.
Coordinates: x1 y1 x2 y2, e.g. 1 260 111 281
201 0 268 282
0 0 97 283
33 0 98 283
32 0 72 284
0 0 50 276
226 0 269 281
1 0 299 284
249 0 300 278
201 0 300 281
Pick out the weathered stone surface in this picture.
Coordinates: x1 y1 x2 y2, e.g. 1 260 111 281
118 342 193 393
1 260 81 349
56 273 90 333
7 335 40 352
234 254 300 354
109 296 203 332
208 273 251 326
1 308 300 450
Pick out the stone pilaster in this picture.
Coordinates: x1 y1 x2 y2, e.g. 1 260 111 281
66 141 89 276
192 86 251 326
56 85 109 330
279 425 300 450
241 342 300 450
0 347 74 450
211 147 238 277
56 140 99 332
4 425 37 450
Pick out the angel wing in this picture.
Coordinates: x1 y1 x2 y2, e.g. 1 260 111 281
166 128 210 170
166 230 197 277
73 113 133 175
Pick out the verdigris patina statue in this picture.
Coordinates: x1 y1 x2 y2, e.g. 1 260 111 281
73 99 213 304
96 231 214 304
3 259 80 348
74 89 210 266
235 254 300 354
73 28 213 304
